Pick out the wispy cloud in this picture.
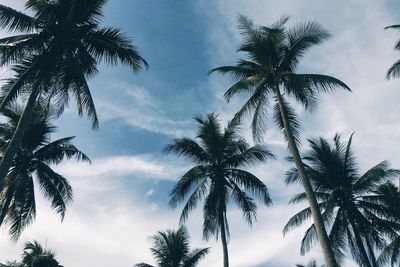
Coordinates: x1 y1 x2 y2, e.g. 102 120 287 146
94 81 195 137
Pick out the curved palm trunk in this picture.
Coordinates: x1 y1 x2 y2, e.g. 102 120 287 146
220 211 229 267
350 221 373 267
274 87 338 267
0 85 41 188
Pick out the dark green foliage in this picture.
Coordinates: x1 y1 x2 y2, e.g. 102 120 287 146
0 240 62 267
135 226 209 267
166 113 273 238
210 15 350 143
0 102 89 239
284 134 400 267
0 0 148 127
165 113 273 267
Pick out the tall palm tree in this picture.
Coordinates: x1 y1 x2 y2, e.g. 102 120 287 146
284 134 400 267
135 226 209 267
0 102 90 239
0 0 148 186
22 241 62 267
165 113 274 267
209 15 350 267
385 24 400 79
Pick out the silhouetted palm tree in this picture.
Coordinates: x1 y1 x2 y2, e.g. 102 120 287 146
0 102 89 239
0 0 148 186
385 24 400 79
284 134 400 267
22 241 62 267
209 15 350 267
135 226 209 267
165 113 274 267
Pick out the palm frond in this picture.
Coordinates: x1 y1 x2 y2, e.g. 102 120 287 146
300 224 318 256
273 96 301 147
34 136 90 164
169 165 207 208
183 247 210 267
164 137 209 164
34 162 73 219
281 21 330 71
226 144 275 167
85 26 148 71
0 5 36 32
283 206 312 235
230 181 257 225
228 168 271 205
386 59 400 79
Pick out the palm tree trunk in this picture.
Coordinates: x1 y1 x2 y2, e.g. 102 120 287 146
220 211 229 267
350 221 373 267
0 85 41 187
274 87 338 267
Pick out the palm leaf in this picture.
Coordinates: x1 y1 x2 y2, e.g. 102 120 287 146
0 5 36 32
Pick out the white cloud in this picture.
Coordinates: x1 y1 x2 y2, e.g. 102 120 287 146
55 155 179 181
94 82 195 137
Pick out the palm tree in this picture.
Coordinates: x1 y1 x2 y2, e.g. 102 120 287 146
0 102 90 239
284 134 400 267
296 259 324 267
385 24 400 79
165 113 274 267
0 240 62 267
135 226 209 267
22 241 62 267
209 15 350 267
0 0 148 186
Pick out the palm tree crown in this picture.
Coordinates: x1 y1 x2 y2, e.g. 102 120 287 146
0 102 90 239
0 240 62 267
135 226 209 267
210 15 350 141
165 113 274 267
284 134 400 267
0 0 148 126
22 241 62 267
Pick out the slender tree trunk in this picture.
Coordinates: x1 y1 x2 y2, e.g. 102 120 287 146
0 85 41 187
350 221 373 267
274 87 338 267
220 211 229 267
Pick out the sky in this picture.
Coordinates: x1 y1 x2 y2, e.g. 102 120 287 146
1 0 400 266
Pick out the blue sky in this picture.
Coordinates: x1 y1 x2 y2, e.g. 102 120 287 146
1 1 400 266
